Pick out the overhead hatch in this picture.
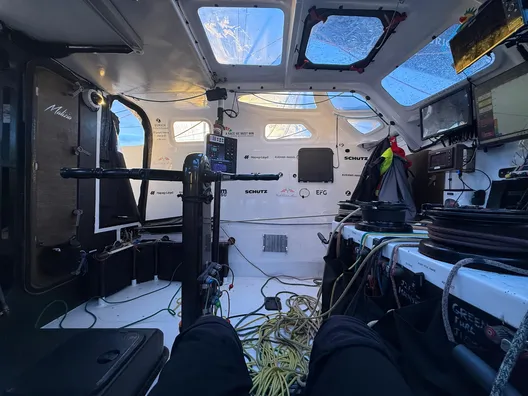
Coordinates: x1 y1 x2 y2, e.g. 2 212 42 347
197 7 284 66
295 7 406 73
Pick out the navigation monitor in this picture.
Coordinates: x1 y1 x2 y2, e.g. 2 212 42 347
420 85 473 140
475 61 528 147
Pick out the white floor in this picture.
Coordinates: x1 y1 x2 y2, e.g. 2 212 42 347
44 276 320 350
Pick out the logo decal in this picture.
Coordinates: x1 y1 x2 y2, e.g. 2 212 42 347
316 190 328 196
299 188 310 199
344 156 369 161
45 104 72 120
245 189 267 194
276 188 296 197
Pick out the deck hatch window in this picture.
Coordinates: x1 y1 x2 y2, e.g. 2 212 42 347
198 7 284 66
265 124 312 140
328 93 369 110
306 16 383 65
238 92 317 109
295 8 406 71
347 119 382 134
381 24 495 106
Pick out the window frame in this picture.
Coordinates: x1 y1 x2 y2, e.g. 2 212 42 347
108 95 152 225
171 119 212 144
196 6 286 66
238 92 319 111
264 122 314 141
380 24 498 108
295 7 406 72
346 117 384 135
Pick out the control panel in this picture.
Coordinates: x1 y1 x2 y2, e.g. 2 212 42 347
428 144 475 173
205 134 237 173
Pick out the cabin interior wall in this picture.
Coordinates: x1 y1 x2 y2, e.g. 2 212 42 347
123 99 380 276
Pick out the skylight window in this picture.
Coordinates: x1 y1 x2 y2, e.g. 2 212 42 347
328 93 369 110
347 119 382 134
197 7 284 66
265 124 312 140
173 121 210 143
306 16 383 65
238 92 317 109
381 24 495 106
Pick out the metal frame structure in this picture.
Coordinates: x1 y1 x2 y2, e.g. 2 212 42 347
61 153 280 329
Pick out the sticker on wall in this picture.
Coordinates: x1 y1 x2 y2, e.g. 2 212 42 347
153 130 169 142
153 156 173 169
276 188 297 198
344 156 369 161
153 118 168 130
225 131 255 138
149 190 176 196
274 155 296 159
245 189 268 194
243 155 270 160
299 188 310 199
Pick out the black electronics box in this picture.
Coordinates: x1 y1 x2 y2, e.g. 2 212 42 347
3 329 168 396
297 147 334 183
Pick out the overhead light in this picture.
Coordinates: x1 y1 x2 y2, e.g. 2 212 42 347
83 89 105 111
83 0 143 54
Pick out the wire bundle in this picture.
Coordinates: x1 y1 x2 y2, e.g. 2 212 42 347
235 294 321 396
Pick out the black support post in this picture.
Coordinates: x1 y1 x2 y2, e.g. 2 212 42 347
211 180 221 263
181 153 212 330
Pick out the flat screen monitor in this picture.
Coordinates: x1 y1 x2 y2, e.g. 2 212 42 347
420 86 473 140
476 61 528 147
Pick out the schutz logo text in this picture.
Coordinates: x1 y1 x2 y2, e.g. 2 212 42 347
245 189 267 194
344 156 368 161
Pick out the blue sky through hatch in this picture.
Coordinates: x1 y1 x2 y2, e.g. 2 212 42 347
381 24 495 106
198 7 284 65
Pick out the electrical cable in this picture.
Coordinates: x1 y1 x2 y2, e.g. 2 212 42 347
101 263 182 304
442 258 528 343
120 285 182 328
34 300 69 329
328 237 427 318
34 299 97 329
326 208 362 255
221 226 323 284
224 92 239 118
120 92 206 103
334 115 340 169
248 92 343 107
491 308 528 396
222 290 231 318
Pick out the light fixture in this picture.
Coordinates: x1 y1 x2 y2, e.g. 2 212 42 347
82 89 105 111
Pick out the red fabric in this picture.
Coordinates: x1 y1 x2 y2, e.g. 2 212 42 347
390 137 412 168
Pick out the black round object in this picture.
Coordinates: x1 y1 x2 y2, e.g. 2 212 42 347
359 201 407 223
356 221 413 233
421 205 528 270
418 239 528 271
424 205 528 225
335 201 361 222
354 201 412 233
